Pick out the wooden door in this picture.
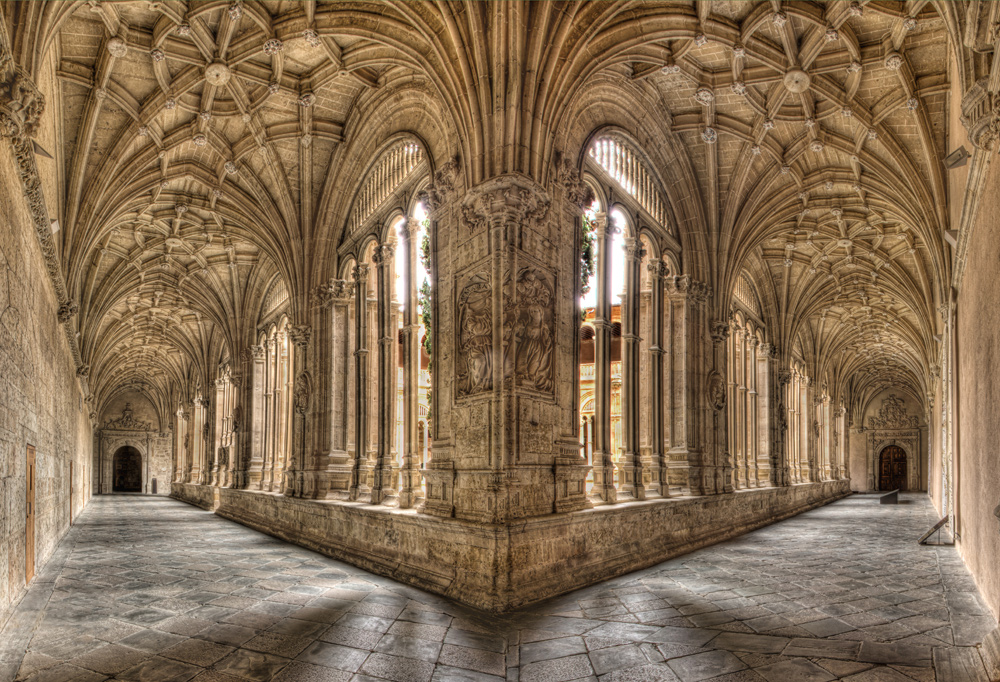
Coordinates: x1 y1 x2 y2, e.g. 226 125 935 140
26 444 35 583
879 445 908 491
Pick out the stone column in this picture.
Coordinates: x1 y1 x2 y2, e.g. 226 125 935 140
284 324 311 497
618 237 644 500
248 345 266 489
398 224 424 509
372 244 399 505
588 212 617 503
646 261 669 497
350 263 373 502
211 378 225 486
748 341 761 487
771 361 791 487
805 378 820 483
755 343 772 486
709 320 734 494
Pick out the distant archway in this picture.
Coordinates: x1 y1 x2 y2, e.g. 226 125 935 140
112 446 143 492
878 445 908 491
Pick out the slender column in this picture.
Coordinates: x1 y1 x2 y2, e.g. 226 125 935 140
747 340 760 486
373 244 399 505
174 407 187 483
589 212 617 503
773 368 791 486
350 263 373 501
755 343 772 486
398 225 423 508
248 345 266 489
618 237 644 500
709 320 733 494
726 326 736 489
646 261 669 497
805 377 819 483
212 378 225 486
740 331 751 487
284 324 311 497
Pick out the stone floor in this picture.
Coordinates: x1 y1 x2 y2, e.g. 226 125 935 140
0 493 996 682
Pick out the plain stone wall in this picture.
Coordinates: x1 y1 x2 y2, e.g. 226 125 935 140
175 480 849 612
956 156 1000 624
0 141 93 628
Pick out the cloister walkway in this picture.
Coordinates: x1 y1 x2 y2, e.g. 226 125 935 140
0 493 995 682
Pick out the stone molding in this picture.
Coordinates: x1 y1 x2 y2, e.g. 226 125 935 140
460 175 551 232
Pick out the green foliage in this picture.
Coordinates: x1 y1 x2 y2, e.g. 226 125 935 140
418 226 432 361
580 212 597 319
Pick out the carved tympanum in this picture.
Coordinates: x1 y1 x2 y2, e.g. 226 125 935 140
456 273 493 397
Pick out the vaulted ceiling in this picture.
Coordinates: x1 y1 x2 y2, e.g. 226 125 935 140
5 0 960 424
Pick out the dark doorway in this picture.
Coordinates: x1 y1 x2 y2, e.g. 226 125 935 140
879 445 908 491
113 447 143 492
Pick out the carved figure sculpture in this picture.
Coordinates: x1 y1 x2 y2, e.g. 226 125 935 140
504 268 554 393
457 274 493 396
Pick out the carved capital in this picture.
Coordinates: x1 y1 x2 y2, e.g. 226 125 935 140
288 324 311 348
352 263 370 283
373 243 395 265
418 154 460 217
553 150 594 211
461 175 550 232
960 78 1000 152
312 278 355 308
710 320 730 345
0 65 45 140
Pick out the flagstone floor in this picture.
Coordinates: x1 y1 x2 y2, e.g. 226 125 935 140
0 493 995 682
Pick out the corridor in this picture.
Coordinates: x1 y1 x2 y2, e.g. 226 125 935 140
0 494 994 682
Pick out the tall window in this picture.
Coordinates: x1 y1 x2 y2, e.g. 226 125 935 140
580 133 676 503
256 318 292 492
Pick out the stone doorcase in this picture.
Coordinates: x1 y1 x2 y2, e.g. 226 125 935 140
96 404 171 495
99 434 150 495
863 395 924 492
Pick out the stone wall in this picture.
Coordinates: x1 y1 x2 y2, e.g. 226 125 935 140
955 155 1000 624
0 138 92 628
175 480 849 612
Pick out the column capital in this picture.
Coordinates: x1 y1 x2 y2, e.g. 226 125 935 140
288 324 311 348
0 65 45 140
312 278 355 308
352 262 370 282
418 154 461 218
553 150 594 211
373 242 395 265
460 174 550 232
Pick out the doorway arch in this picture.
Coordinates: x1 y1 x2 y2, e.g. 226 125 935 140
878 445 908 491
112 446 143 492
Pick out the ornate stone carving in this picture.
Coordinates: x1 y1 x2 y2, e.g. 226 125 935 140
419 155 461 215
312 278 355 308
553 151 594 210
0 65 45 139
868 394 919 429
461 175 550 232
456 273 492 397
293 372 311 414
57 301 78 323
710 320 730 346
708 371 726 411
960 78 1000 152
288 324 311 348
76 364 90 378
103 403 151 431
503 268 555 393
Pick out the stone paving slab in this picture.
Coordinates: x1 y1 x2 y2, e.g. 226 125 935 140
0 493 995 682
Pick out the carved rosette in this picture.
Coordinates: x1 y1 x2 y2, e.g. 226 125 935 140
461 175 550 233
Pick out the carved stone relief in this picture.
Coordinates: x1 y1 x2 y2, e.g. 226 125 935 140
503 268 555 393
103 403 151 431
868 394 919 430
456 273 493 397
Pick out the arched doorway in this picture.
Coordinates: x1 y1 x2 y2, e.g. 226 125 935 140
112 446 143 493
879 445 908 491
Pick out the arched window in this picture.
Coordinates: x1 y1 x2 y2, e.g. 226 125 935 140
727 277 771 489
581 133 677 503
257 319 292 492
